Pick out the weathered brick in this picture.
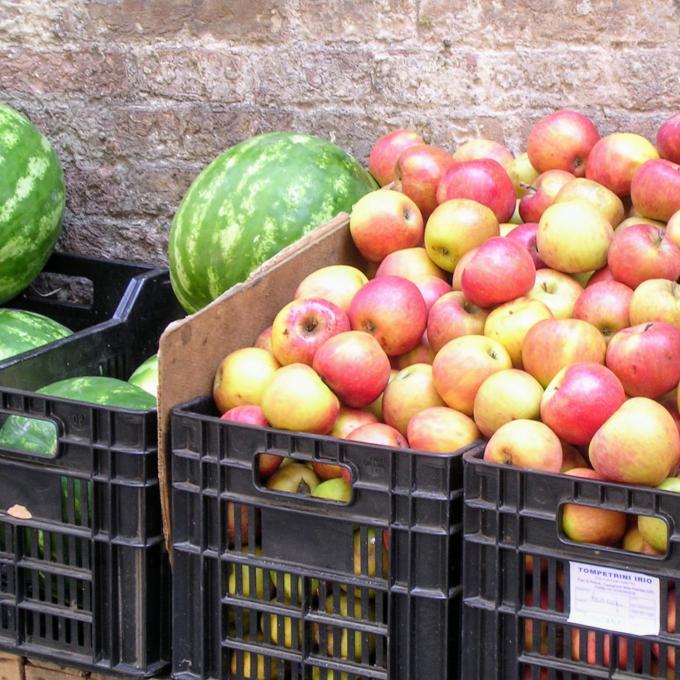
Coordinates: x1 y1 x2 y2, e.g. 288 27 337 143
296 0 418 43
0 48 132 99
0 0 78 45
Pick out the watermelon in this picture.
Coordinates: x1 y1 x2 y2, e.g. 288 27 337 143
0 308 72 361
168 132 377 313
128 353 158 396
0 376 156 457
0 105 65 304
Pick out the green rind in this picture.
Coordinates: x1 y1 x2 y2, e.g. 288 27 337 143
0 376 156 457
128 353 158 397
0 104 65 304
168 131 377 313
0 308 72 361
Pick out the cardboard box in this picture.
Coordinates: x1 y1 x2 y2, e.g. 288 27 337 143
157 212 363 549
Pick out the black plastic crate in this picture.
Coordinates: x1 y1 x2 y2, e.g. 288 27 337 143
171 396 483 680
0 263 183 676
462 449 680 680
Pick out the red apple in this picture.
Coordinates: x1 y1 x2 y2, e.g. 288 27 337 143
652 590 677 669
254 325 273 352
424 198 500 272
586 132 660 197
368 128 424 186
329 407 379 440
524 586 565 655
657 112 680 164
590 397 680 486
553 177 625 227
452 138 514 171
630 158 680 222
406 406 480 454
432 335 512 415
607 223 680 289
527 109 600 176
412 276 452 311
312 330 391 408
606 322 680 398
227 502 260 547
436 158 516 224
483 419 563 472
395 144 456 219
461 237 536 308
586 265 615 287
349 189 424 263
527 268 583 320
348 276 427 356
540 362 626 446
521 318 607 388
346 422 408 448
295 265 368 313
391 334 436 369
451 247 478 291
519 169 575 223
659 389 680 439
271 298 350 366
666 210 680 249
572 281 633 343
630 279 680 328
426 290 488 353
375 246 447 282
571 627 643 671
505 223 545 269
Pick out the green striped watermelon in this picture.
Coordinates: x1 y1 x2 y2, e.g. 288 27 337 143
168 132 377 313
0 376 156 457
0 308 72 361
0 105 65 304
128 353 158 396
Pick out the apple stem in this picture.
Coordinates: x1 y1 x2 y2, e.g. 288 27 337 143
297 480 311 496
520 182 537 192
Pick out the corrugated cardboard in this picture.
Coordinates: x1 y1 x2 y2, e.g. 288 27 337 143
157 213 365 553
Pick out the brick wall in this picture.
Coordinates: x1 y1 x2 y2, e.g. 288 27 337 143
2 0 679 263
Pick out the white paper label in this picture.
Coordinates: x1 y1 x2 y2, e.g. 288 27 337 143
568 561 660 636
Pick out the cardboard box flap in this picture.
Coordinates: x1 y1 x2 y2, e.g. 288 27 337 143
158 212 364 553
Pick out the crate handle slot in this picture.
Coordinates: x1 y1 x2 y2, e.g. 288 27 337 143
0 410 63 459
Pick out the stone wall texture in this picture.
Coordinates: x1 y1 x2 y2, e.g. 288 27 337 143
2 0 680 263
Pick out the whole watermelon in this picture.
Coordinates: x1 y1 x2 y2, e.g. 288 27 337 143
0 105 65 304
168 132 378 313
0 308 72 361
128 353 158 397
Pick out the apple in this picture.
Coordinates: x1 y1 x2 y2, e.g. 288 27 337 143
630 279 680 328
607 222 680 289
265 461 321 495
329 407 378 440
572 281 633 343
519 169 575 223
229 644 279 680
391 335 436 368
586 132 660 197
346 422 408 447
254 325 273 352
483 419 563 472
571 627 643 671
665 210 680 249
527 268 583 320
505 223 545 269
523 586 564 655
537 200 613 273
499 222 516 236
213 347 280 413
395 143 456 219
452 138 514 170
426 290 488 352
348 276 427 356
295 265 368 313
630 158 680 222
606 322 680 398
451 247 478 291
228 551 266 598
436 158 517 223
553 177 625 227
461 237 536 308
509 199 522 224
521 318 607 388
527 109 600 176
659 389 680 439
382 363 445 435
318 594 376 660
560 441 588 471
424 198 499 272
472 368 544 438
260 605 303 649
313 330 391 409
658 112 680 163
375 246 447 282
406 406 479 453
432 335 512 415
623 525 664 555
540 362 626 445
586 265 615 287
652 590 677 670
616 216 665 232
271 298 350 366
637 477 680 553
311 477 352 503
261 364 340 435
368 128 424 186
411 276 452 311
349 189 424 262
589 397 680 486
227 502 260 547
483 297 553 368
366 368 398 421
507 152 539 198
